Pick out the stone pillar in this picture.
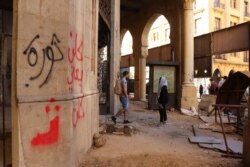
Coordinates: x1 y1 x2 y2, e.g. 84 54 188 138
110 0 121 114
134 43 147 101
180 0 198 110
133 37 141 100
12 0 100 166
139 46 148 101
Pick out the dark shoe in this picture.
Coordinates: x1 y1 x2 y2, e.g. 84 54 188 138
123 120 131 124
111 116 116 124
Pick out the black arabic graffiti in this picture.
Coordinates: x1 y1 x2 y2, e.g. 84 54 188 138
23 34 64 88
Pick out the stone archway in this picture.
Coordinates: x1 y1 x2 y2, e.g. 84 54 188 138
228 69 236 78
120 29 133 56
137 14 171 100
141 13 171 49
213 68 222 78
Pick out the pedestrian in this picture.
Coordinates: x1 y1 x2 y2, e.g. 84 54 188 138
199 84 203 98
218 76 227 89
208 78 218 95
112 71 131 124
157 76 169 126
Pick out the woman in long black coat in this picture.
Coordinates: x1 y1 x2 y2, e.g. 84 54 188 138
157 76 169 126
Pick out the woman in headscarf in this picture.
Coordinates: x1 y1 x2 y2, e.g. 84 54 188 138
157 76 169 126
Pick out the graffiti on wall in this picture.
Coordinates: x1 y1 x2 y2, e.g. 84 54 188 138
29 32 85 147
23 34 64 88
31 98 60 146
72 98 85 128
67 31 84 92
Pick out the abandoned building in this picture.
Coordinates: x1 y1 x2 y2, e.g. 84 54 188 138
0 0 249 166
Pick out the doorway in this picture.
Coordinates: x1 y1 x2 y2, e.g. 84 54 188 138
0 1 13 166
98 15 111 115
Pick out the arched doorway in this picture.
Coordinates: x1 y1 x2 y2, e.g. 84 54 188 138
228 69 236 78
120 29 134 93
0 0 13 166
142 14 171 96
121 30 133 56
213 68 222 78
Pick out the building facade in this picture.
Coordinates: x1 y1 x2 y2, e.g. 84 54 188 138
194 0 250 77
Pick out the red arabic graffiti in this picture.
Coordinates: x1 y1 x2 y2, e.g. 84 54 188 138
67 31 84 91
72 98 85 128
31 98 60 146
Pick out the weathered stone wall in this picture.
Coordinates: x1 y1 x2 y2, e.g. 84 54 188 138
12 0 99 166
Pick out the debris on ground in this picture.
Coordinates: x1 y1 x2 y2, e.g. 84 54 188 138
199 115 237 124
98 116 135 136
189 136 222 144
93 133 107 148
198 123 236 133
81 101 241 167
181 107 198 116
106 123 134 136
198 95 217 114
199 139 243 154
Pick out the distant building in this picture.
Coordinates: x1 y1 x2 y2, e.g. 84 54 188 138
148 16 171 49
194 0 250 77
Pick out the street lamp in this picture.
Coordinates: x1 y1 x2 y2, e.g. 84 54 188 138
204 69 207 94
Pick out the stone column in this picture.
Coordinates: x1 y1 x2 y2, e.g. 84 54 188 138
133 37 141 100
180 0 198 110
139 45 148 101
110 0 121 114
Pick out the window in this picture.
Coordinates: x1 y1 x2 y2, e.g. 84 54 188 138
214 54 226 59
215 17 221 30
230 21 237 26
243 51 249 62
193 0 197 9
214 0 220 7
244 1 249 16
194 18 202 35
150 28 159 42
153 32 158 41
164 28 170 42
232 52 237 57
230 0 238 9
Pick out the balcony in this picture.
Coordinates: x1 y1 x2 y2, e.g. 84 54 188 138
214 1 225 9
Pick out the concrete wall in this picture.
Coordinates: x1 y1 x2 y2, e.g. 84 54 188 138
12 0 99 166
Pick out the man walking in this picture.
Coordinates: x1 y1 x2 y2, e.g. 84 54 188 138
112 71 131 124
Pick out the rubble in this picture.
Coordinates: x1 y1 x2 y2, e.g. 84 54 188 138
100 117 135 136
198 123 236 133
93 133 107 148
